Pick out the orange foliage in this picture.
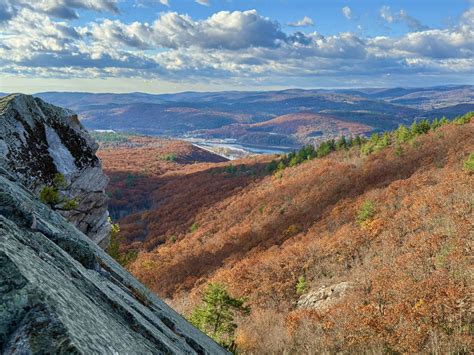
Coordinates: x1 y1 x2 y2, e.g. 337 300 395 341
102 122 473 353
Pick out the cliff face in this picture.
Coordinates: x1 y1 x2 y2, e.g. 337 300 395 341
0 167 226 354
0 94 110 247
0 94 227 354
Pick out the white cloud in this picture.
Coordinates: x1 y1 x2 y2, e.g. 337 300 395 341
195 0 210 6
379 5 394 23
288 16 314 27
159 0 169 6
0 0 119 20
379 5 428 31
342 6 352 20
36 0 119 19
89 10 286 50
0 3 473 87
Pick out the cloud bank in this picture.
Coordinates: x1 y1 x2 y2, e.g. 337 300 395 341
0 1 473 88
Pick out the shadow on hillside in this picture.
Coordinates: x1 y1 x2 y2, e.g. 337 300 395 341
115 161 272 249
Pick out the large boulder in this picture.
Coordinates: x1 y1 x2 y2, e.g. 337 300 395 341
0 166 226 354
297 281 355 311
0 94 110 247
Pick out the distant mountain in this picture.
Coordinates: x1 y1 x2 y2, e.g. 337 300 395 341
204 112 373 146
26 85 473 149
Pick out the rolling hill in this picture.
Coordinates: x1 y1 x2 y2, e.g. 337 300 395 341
31 86 474 149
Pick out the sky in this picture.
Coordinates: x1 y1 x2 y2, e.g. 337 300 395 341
0 0 473 94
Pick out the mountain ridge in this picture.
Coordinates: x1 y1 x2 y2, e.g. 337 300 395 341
24 85 473 149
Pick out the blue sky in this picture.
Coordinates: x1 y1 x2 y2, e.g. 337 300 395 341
0 0 473 93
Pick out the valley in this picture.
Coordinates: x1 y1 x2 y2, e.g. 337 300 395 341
97 113 473 354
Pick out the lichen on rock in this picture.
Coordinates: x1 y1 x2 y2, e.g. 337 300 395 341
0 162 227 354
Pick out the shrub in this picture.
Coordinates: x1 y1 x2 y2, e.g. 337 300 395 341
395 144 404 157
276 161 286 171
336 135 348 150
316 140 335 158
284 224 300 237
394 124 412 143
53 173 68 189
121 249 139 266
39 173 76 209
288 156 300 167
107 218 137 266
62 198 78 210
360 141 375 155
464 153 474 173
190 222 199 233
224 164 237 174
162 153 178 162
295 275 308 295
353 135 365 146
39 186 61 207
411 120 431 135
108 217 121 261
356 200 376 225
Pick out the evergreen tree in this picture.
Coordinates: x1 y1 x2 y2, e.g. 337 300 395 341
395 124 411 143
336 135 348 150
431 117 440 130
439 116 449 126
277 161 286 171
190 283 250 351
353 135 363 146
316 140 335 158
266 160 278 173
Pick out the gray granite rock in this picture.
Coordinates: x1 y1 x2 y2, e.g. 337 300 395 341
297 281 355 311
0 94 110 247
0 169 227 354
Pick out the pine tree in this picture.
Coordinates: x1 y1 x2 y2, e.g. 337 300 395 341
190 283 250 351
395 124 411 143
336 135 348 150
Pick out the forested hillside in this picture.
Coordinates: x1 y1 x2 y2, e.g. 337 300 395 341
103 114 473 353
35 86 474 148
95 133 228 220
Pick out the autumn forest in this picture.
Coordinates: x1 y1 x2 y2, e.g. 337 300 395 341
98 113 474 353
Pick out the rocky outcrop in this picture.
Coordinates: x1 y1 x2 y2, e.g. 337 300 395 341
297 282 355 311
0 166 226 354
0 94 110 247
